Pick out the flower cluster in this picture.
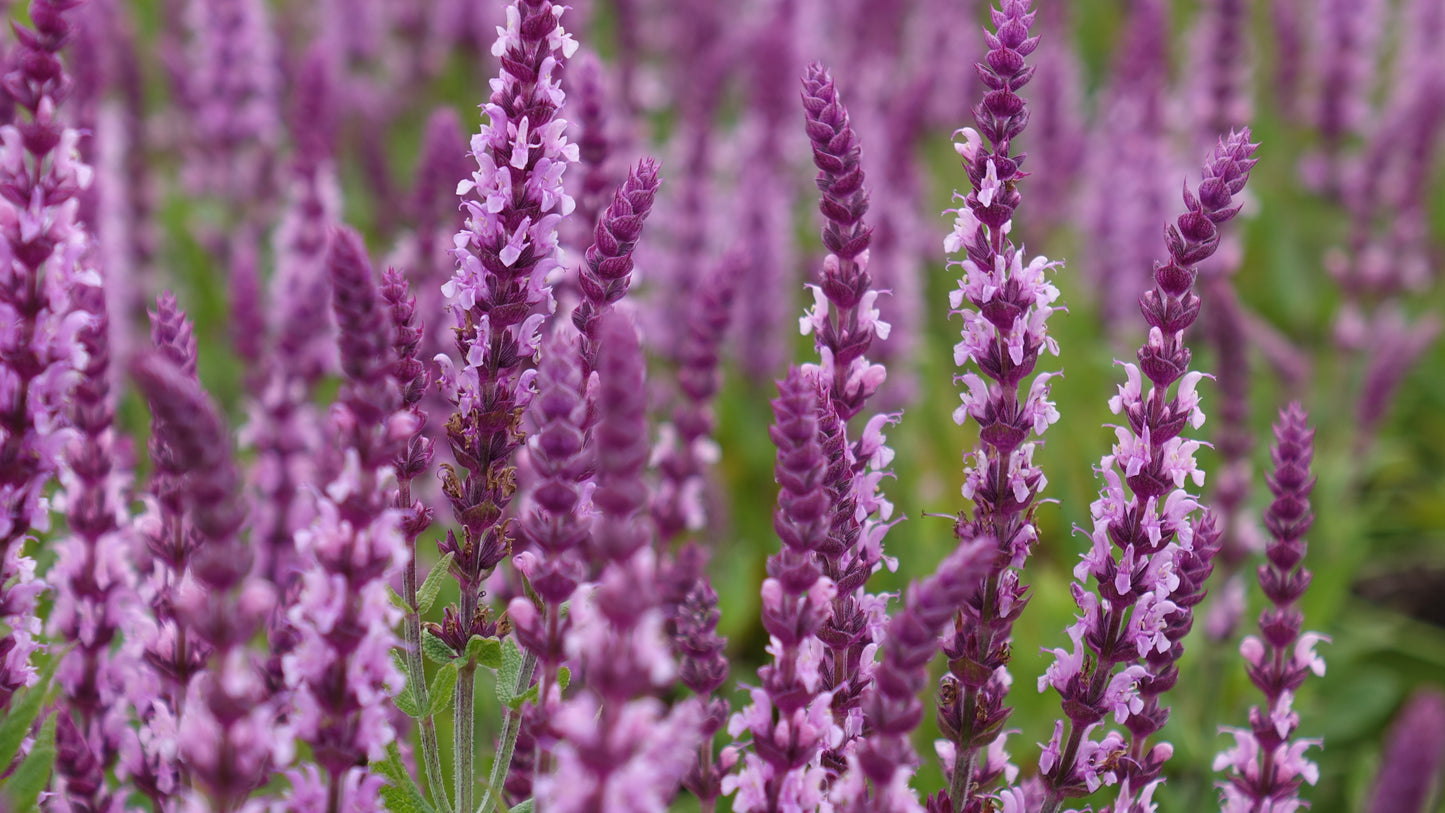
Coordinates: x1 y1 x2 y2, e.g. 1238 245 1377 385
832 535 994 813
1037 129 1258 810
1215 402 1325 811
798 63 898 771
280 229 409 809
0 0 96 714
725 366 840 811
935 3 1062 804
533 312 703 812
436 0 579 646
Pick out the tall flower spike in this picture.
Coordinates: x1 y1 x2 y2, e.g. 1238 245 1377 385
49 281 136 810
0 0 96 714
1215 402 1324 812
935 2 1058 804
799 62 899 772
572 158 662 370
652 249 741 542
1365 689 1445 813
509 327 592 769
439 3 577 809
179 0 281 202
534 312 704 812
130 353 280 809
832 535 995 813
281 228 407 810
1037 130 1257 812
119 294 207 808
244 55 342 586
723 366 840 813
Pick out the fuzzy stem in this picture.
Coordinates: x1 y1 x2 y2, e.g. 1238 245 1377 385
477 651 536 813
456 660 477 813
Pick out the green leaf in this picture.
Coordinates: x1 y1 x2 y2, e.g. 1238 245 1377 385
4 712 56 811
376 742 436 813
422 631 456 664
556 666 571 693
417 552 455 614
496 638 523 707
0 656 59 771
508 801 535 813
393 682 423 718
380 785 426 813
389 585 411 612
427 662 459 716
466 636 503 670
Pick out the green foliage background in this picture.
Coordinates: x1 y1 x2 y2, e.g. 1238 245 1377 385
76 0 1445 809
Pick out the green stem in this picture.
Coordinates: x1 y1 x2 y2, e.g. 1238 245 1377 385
456 659 477 813
403 528 453 813
476 651 536 813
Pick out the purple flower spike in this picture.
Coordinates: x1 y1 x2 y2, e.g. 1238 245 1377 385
130 352 281 808
573 158 662 370
1365 689 1445 813
800 63 881 422
511 327 591 741
1037 131 1257 811
0 0 97 714
724 366 841 813
1215 402 1323 812
438 0 579 634
49 282 136 809
534 312 704 812
281 228 407 805
180 0 281 202
832 535 995 813
798 63 900 771
937 1 1060 802
653 250 741 542
120 294 208 808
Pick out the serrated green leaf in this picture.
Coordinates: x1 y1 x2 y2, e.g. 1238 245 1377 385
377 742 436 813
508 801 534 813
422 631 456 664
556 666 570 693
466 636 503 670
4 712 56 811
380 784 425 813
496 638 523 707
0 656 59 771
393 682 423 718
417 552 455 614
427 662 459 716
389 585 411 612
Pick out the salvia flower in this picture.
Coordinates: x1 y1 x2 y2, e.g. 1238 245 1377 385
724 366 841 812
119 294 205 808
243 73 343 586
1037 129 1257 811
534 312 703 812
280 228 408 808
179 0 281 202
652 249 741 541
49 281 136 811
831 535 994 813
1364 689 1445 813
0 0 96 713
437 0 579 641
130 353 281 809
799 62 899 770
938 1 1059 802
1214 402 1324 812
572 158 661 369
511 327 592 739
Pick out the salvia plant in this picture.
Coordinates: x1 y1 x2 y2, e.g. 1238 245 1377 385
0 0 1443 811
